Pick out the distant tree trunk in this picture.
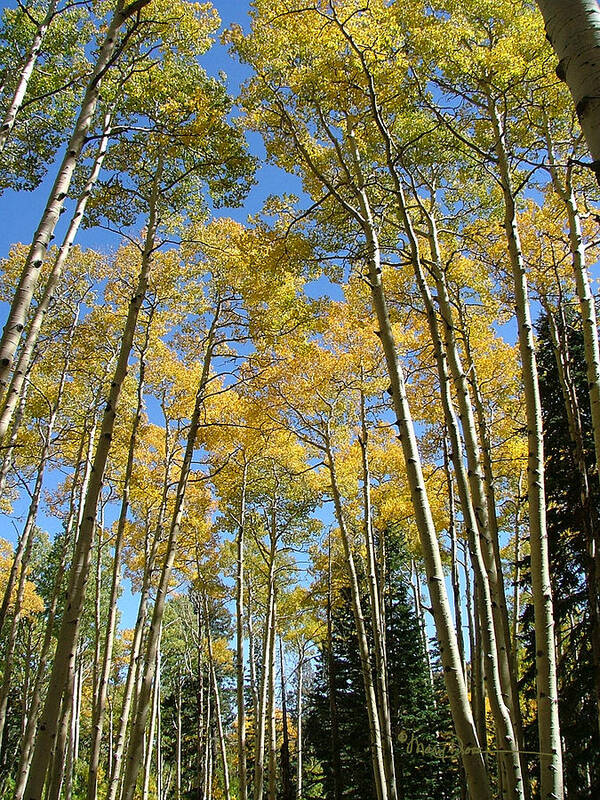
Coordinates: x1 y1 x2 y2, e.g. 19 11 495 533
326 538 342 800
295 644 305 800
236 463 248 800
326 427 388 800
358 389 398 800
280 638 294 800
254 533 277 800
267 595 277 800
205 599 232 800
107 468 169 800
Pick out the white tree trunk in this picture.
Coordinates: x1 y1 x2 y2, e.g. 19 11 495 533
536 0 600 182
0 0 148 395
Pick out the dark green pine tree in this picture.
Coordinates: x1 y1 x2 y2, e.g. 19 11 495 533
304 534 458 800
520 309 600 799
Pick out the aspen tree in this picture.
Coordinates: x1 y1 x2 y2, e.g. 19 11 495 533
0 0 150 396
23 161 161 800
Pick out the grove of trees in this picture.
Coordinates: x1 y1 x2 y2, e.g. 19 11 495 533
0 2 599 800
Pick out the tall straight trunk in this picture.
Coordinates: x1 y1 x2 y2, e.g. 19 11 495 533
358 388 398 800
0 0 57 153
175 677 182 800
535 0 600 182
247 577 259 726
142 638 161 800
196 604 205 799
279 638 294 800
121 308 220 800
23 171 159 800
203 680 212 800
254 535 277 800
267 595 277 800
205 599 231 800
444 436 467 681
295 645 305 800
14 414 98 800
410 561 434 689
326 538 342 800
0 0 149 395
46 652 77 800
472 580 487 754
86 332 148 800
106 478 168 800
488 95 564 800
0 107 114 441
236 463 248 800
325 428 388 800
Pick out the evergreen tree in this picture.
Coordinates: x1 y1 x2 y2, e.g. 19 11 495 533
305 537 458 800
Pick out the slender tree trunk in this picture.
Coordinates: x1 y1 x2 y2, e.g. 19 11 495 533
142 638 161 800
326 428 388 800
358 388 398 800
0 0 149 396
444 435 467 681
279 638 294 800
86 332 148 800
23 171 159 800
0 0 57 153
107 484 167 800
236 463 248 800
488 95 564 800
254 536 277 800
326 537 342 800
121 308 220 800
267 594 277 800
205 599 232 800
295 645 304 800
46 655 77 800
0 108 114 441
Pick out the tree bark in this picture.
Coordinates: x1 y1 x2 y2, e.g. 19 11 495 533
535 0 600 183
